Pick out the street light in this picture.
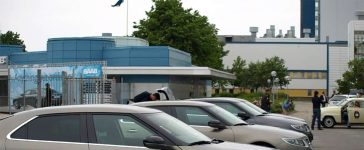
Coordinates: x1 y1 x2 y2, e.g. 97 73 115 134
273 77 280 103
271 71 277 103
284 76 291 100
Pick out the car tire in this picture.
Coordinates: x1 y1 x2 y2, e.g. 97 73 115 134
323 116 335 128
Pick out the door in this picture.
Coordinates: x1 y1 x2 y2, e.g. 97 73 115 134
5 114 88 150
348 100 364 124
173 106 235 142
88 114 158 150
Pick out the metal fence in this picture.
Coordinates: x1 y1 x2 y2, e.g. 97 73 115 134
8 76 115 113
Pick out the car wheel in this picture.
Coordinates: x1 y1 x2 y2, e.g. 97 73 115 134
323 116 335 128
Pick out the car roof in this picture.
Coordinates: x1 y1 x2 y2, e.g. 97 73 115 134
13 104 161 117
187 97 248 103
345 98 364 101
131 100 215 107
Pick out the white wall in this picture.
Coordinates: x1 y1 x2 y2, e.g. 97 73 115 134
320 0 364 42
224 43 327 70
223 43 327 90
328 46 350 96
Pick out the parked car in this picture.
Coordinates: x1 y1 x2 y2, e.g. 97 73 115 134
328 95 356 106
321 98 364 128
187 97 313 141
0 104 272 150
133 101 312 150
12 88 62 109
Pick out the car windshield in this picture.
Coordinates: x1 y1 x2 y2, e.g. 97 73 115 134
207 106 247 126
239 100 267 114
337 99 349 106
143 112 211 146
330 96 346 101
233 101 263 116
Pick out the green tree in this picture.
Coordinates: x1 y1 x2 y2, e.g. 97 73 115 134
230 56 248 88
336 59 364 94
133 0 227 69
246 56 289 92
0 31 26 51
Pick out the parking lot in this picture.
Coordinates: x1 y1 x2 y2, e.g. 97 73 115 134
291 101 364 150
1 101 364 150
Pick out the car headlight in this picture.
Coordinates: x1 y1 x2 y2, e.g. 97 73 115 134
282 138 308 147
291 124 310 132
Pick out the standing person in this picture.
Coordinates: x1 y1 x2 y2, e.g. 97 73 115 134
311 91 323 130
331 90 337 98
319 91 327 107
132 91 160 103
43 83 52 107
260 90 271 112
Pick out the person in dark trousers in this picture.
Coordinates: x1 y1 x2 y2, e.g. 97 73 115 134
319 91 327 107
132 91 160 103
43 83 52 107
311 91 323 130
260 90 271 112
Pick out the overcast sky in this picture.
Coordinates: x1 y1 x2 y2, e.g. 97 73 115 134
0 0 300 51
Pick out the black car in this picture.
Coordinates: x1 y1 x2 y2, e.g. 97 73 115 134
13 88 62 109
187 97 313 141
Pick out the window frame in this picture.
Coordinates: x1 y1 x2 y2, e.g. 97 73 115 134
9 113 88 143
87 112 174 147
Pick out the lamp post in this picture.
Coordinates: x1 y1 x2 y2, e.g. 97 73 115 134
284 76 291 100
271 71 277 103
273 77 280 103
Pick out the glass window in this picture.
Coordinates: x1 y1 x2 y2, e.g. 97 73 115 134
175 106 217 126
143 113 211 146
213 102 242 116
26 115 81 142
93 115 157 147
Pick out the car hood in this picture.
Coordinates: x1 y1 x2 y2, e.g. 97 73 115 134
232 124 307 142
180 141 273 150
321 106 341 112
253 115 307 128
265 113 306 122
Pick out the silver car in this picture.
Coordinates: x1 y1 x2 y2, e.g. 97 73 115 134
133 101 312 150
0 104 271 150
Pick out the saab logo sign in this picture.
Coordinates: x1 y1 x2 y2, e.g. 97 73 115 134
0 56 7 64
82 65 102 78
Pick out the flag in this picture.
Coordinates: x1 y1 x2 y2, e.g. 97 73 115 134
112 0 124 7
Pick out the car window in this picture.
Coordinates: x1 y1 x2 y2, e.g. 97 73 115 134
175 106 217 126
92 115 157 147
330 96 346 101
213 102 242 115
11 115 82 142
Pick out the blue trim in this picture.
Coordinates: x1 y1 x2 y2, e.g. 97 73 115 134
224 41 348 45
326 43 330 94
288 70 327 72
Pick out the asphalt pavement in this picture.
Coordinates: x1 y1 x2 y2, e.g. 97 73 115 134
290 101 364 150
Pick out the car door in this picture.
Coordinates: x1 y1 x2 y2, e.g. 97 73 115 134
88 114 162 150
172 106 235 142
5 114 88 150
348 100 364 124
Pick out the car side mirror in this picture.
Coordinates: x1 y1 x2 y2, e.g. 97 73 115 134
143 136 173 150
237 112 250 120
208 120 226 129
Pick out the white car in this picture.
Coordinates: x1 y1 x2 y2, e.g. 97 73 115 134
328 95 356 106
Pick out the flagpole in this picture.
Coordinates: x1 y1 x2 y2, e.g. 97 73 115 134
126 0 129 36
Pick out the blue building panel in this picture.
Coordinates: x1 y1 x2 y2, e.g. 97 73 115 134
130 58 169 66
52 42 63 51
76 50 91 59
63 41 77 51
0 45 23 56
90 51 103 59
130 47 169 58
52 51 63 59
63 51 77 59
77 41 91 50
300 0 315 38
106 58 130 66
103 48 130 58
